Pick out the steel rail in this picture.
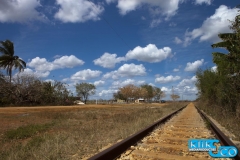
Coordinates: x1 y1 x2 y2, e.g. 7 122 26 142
196 106 240 160
88 105 186 160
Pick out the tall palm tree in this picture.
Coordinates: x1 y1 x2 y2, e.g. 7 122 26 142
0 40 26 82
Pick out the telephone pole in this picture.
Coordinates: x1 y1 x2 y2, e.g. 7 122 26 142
172 86 174 102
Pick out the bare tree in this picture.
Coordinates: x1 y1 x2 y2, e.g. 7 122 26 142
171 94 180 102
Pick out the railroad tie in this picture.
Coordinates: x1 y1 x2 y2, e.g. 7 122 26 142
118 103 230 160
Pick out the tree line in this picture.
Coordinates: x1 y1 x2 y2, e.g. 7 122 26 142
113 84 166 103
196 5 240 117
0 73 74 106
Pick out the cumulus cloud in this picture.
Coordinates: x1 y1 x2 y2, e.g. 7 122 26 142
118 63 146 77
161 86 171 93
99 89 118 97
0 0 46 23
28 55 84 72
102 63 146 79
126 44 172 63
102 71 119 80
94 80 105 86
177 76 197 87
184 5 238 46
16 68 50 78
93 53 125 68
71 69 102 81
155 75 181 83
111 79 145 89
195 0 212 5
55 0 104 23
114 0 182 19
184 59 204 72
174 37 182 44
173 68 179 72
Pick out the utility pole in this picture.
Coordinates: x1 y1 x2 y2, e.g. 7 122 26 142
172 86 174 102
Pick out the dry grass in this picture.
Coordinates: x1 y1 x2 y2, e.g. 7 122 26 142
0 102 187 160
194 101 240 141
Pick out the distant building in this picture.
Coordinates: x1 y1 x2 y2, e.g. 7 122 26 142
135 98 145 103
117 99 125 103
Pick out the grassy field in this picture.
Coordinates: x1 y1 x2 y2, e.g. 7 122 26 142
0 102 187 160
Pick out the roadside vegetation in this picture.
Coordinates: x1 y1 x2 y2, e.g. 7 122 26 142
0 72 75 106
195 6 240 140
0 102 186 160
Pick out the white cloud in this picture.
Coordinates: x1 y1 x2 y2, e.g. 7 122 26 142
17 68 50 78
102 71 119 80
71 69 102 81
118 63 146 77
0 0 46 23
211 66 217 72
149 83 155 86
94 80 105 86
126 44 172 63
54 0 104 23
28 55 84 72
195 0 212 5
102 63 146 80
93 53 125 68
150 19 161 28
177 76 197 87
174 37 182 44
182 86 198 95
184 5 238 46
53 55 85 68
184 59 204 72
173 68 179 72
115 0 182 19
99 89 118 97
161 86 171 93
155 75 181 83
111 79 145 89
45 79 54 83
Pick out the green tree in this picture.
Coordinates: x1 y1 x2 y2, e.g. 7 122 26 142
113 91 127 101
211 6 240 75
209 6 240 112
0 40 26 82
153 87 165 102
140 84 154 102
75 83 96 104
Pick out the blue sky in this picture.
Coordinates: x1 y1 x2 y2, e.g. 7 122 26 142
0 0 239 100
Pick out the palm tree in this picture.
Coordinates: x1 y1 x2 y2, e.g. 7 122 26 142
211 6 240 75
211 33 239 75
0 40 26 82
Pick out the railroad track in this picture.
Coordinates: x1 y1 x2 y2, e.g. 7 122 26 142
89 103 240 160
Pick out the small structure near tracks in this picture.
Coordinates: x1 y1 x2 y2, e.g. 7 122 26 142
73 100 85 105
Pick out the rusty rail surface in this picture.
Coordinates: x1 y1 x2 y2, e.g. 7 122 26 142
88 106 186 160
196 107 240 160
